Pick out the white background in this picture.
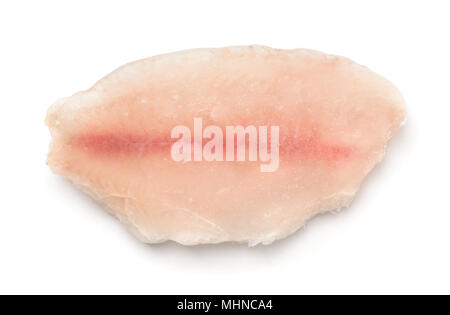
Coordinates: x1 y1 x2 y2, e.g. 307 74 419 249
0 0 449 295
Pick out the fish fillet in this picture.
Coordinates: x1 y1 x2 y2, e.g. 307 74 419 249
46 46 406 246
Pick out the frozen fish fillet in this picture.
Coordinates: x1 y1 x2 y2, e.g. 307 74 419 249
46 46 406 246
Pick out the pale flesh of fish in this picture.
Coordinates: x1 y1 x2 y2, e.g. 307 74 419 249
46 46 406 246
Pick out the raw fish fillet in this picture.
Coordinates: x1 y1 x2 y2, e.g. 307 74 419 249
46 46 406 246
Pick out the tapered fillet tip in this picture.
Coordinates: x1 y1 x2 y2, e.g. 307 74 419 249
46 46 406 246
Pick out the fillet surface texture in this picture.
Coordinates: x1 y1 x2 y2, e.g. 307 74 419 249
46 46 406 246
